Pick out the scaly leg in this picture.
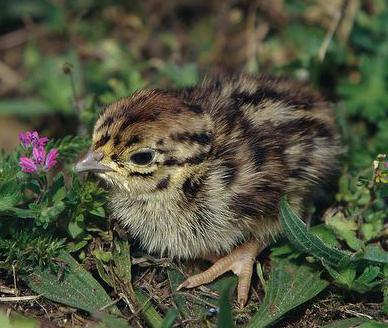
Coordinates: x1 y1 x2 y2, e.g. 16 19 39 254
177 240 263 307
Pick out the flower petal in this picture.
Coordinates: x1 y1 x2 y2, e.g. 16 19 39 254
19 157 38 173
44 148 59 170
19 131 31 147
32 146 46 165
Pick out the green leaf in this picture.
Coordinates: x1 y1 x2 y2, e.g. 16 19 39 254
352 266 381 292
279 197 352 268
321 317 375 328
68 214 85 238
93 250 113 263
27 251 119 314
111 239 132 285
361 245 388 264
49 173 67 203
167 268 192 320
98 314 132 328
161 309 179 328
326 213 364 251
135 289 163 328
90 206 106 218
66 240 88 253
0 311 38 328
0 179 22 212
247 258 328 328
216 279 236 328
270 243 297 257
310 225 340 248
383 264 388 314
326 266 356 289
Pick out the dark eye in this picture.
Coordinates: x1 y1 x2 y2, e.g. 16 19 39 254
130 150 155 165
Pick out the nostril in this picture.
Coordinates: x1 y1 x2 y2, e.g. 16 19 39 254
93 151 104 161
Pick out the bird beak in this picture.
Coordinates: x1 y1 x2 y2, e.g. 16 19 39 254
75 150 114 173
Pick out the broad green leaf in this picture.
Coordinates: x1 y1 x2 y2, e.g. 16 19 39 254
361 245 388 264
279 197 352 268
310 225 340 248
27 251 119 314
326 213 364 251
246 259 328 328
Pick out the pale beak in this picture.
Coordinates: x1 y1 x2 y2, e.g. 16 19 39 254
75 150 114 173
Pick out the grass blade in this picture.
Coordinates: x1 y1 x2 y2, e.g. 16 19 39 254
98 314 133 328
167 267 193 320
161 309 179 328
216 279 236 328
135 289 163 328
321 317 380 328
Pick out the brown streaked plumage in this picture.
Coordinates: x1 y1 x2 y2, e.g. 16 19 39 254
76 74 342 306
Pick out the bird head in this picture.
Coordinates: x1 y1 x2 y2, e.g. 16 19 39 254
75 89 214 196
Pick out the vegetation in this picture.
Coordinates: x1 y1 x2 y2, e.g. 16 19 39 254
0 1 387 327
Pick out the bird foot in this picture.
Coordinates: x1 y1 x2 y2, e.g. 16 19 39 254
177 240 262 307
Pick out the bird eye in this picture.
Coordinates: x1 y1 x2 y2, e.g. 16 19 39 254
130 149 155 166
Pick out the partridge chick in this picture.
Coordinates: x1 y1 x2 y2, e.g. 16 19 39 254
75 74 342 306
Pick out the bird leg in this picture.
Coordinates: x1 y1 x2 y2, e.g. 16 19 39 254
177 240 263 307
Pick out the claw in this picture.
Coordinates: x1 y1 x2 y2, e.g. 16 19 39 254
177 240 263 307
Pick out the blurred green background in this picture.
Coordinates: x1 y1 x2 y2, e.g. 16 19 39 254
0 0 387 172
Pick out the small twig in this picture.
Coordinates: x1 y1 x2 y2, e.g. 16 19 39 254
0 295 41 302
318 10 342 62
318 0 353 61
118 292 136 313
344 309 373 320
63 62 87 135
35 299 50 318
0 285 16 295
98 296 122 312
176 291 217 308
12 265 18 296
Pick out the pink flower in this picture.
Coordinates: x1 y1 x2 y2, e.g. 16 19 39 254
19 131 49 149
33 146 46 165
30 132 48 149
18 130 59 174
45 149 58 170
19 157 38 173
19 132 31 147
